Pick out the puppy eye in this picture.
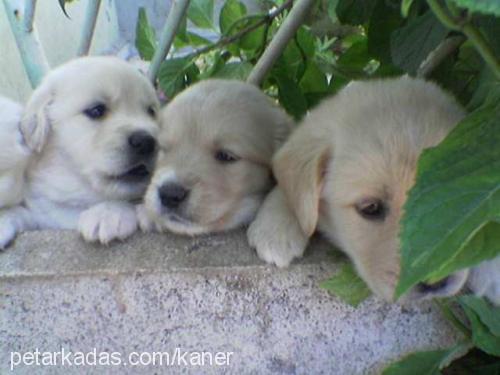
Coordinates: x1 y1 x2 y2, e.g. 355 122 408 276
84 103 107 119
214 149 239 163
355 198 386 220
147 105 156 118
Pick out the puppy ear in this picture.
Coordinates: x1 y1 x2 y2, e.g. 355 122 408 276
273 123 330 237
20 83 53 153
271 110 294 151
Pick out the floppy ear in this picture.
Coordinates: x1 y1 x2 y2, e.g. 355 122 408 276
273 123 330 237
20 82 53 153
271 110 294 151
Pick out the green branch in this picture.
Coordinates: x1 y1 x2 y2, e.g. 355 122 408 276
427 0 500 79
187 0 293 60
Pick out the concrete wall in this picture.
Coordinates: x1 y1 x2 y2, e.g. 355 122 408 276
0 230 461 374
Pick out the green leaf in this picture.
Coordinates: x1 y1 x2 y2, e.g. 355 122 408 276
135 8 157 61
459 296 500 336
240 22 266 51
461 303 500 356
272 68 308 121
187 0 214 29
158 58 198 98
299 61 328 93
401 0 415 17
320 263 372 307
368 0 404 65
336 0 376 25
219 0 246 35
296 28 316 58
477 15 500 57
213 61 253 80
390 11 448 74
281 40 306 81
382 343 473 375
449 0 500 17
336 38 372 78
396 88 500 297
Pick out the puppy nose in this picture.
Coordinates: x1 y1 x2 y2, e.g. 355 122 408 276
159 183 189 209
416 277 449 293
128 131 156 156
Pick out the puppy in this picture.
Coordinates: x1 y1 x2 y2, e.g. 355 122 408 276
0 97 30 208
0 56 159 249
248 76 486 302
138 79 292 235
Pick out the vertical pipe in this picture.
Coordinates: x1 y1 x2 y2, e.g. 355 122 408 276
76 0 101 56
148 0 191 82
22 0 35 32
247 0 316 86
3 0 49 88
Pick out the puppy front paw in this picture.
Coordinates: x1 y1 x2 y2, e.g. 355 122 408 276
247 187 309 268
0 217 17 250
467 257 500 306
79 202 138 245
136 204 161 233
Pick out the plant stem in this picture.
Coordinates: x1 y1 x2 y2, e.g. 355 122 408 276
248 0 317 86
427 0 500 79
3 0 49 88
188 0 293 60
148 0 191 82
76 0 101 56
23 0 35 32
417 35 465 78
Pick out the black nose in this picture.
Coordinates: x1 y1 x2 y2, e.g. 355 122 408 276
416 277 449 293
128 131 156 156
159 183 189 209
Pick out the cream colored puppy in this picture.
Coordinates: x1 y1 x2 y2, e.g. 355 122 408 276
0 56 159 249
0 97 30 208
139 79 291 235
248 76 481 302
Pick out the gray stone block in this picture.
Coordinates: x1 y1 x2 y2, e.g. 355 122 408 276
0 230 460 374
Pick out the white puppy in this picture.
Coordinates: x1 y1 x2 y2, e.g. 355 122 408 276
0 97 30 208
0 56 160 249
248 76 498 303
139 79 292 235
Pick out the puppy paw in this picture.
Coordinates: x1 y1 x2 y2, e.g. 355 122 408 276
136 204 161 233
247 188 309 268
79 202 138 245
0 217 16 250
467 257 500 306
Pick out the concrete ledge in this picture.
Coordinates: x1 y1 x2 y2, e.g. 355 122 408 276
0 230 460 374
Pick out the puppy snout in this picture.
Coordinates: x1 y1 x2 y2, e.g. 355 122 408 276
128 131 156 157
159 183 190 209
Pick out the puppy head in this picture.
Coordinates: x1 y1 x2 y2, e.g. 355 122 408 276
21 56 160 200
145 79 291 235
275 77 468 301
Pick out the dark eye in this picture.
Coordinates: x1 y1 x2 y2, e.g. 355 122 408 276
355 198 386 220
147 105 156 118
214 149 239 163
84 103 107 119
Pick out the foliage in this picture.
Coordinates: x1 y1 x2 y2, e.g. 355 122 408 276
133 0 500 372
320 262 371 307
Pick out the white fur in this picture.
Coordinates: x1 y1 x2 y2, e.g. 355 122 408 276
0 56 159 249
467 257 500 305
0 97 30 208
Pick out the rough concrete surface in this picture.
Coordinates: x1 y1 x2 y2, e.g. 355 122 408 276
0 230 460 374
